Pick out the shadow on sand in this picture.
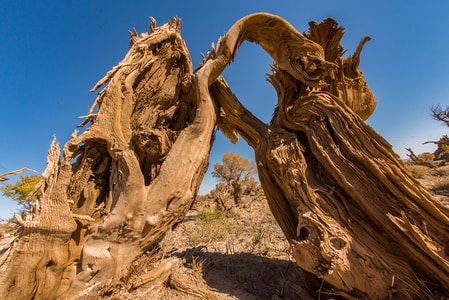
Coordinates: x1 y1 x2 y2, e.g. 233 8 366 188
169 246 342 300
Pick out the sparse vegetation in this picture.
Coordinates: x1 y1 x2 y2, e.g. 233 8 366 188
407 164 428 179
147 188 308 299
197 207 228 223
187 207 232 247
0 219 16 237
431 167 449 177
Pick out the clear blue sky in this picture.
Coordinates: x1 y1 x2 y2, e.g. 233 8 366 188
1 1 449 219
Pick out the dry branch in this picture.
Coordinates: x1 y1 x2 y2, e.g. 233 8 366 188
0 167 36 182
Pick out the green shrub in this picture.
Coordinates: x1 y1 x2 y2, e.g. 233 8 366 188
186 207 232 247
197 207 227 223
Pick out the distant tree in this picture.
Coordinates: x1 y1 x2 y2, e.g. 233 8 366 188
431 104 449 127
212 152 257 204
424 105 449 161
0 175 41 213
407 105 449 164
210 182 232 211
406 148 436 166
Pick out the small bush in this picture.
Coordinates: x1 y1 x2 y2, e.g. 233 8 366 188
408 165 429 179
417 152 435 162
197 208 227 223
186 208 232 247
431 168 449 177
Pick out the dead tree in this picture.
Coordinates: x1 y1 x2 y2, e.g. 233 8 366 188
0 18 216 299
1 13 449 299
207 15 449 299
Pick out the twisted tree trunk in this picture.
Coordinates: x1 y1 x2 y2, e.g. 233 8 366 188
0 18 216 299
207 15 449 299
1 13 448 299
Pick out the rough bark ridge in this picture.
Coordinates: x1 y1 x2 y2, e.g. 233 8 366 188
1 13 449 299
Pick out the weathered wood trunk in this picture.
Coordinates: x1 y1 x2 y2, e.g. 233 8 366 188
1 13 448 299
0 18 216 299
207 15 449 299
215 76 449 298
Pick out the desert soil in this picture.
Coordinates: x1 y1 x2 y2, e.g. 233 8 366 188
99 164 449 300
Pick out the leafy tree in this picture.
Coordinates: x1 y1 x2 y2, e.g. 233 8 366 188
0 175 41 213
212 152 257 204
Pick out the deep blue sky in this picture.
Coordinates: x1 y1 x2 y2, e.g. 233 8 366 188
1 1 449 219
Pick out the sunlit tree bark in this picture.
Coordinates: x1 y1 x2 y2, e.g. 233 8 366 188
0 18 216 299
207 15 449 299
1 13 448 299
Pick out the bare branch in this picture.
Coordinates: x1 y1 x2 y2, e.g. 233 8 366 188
0 168 37 182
